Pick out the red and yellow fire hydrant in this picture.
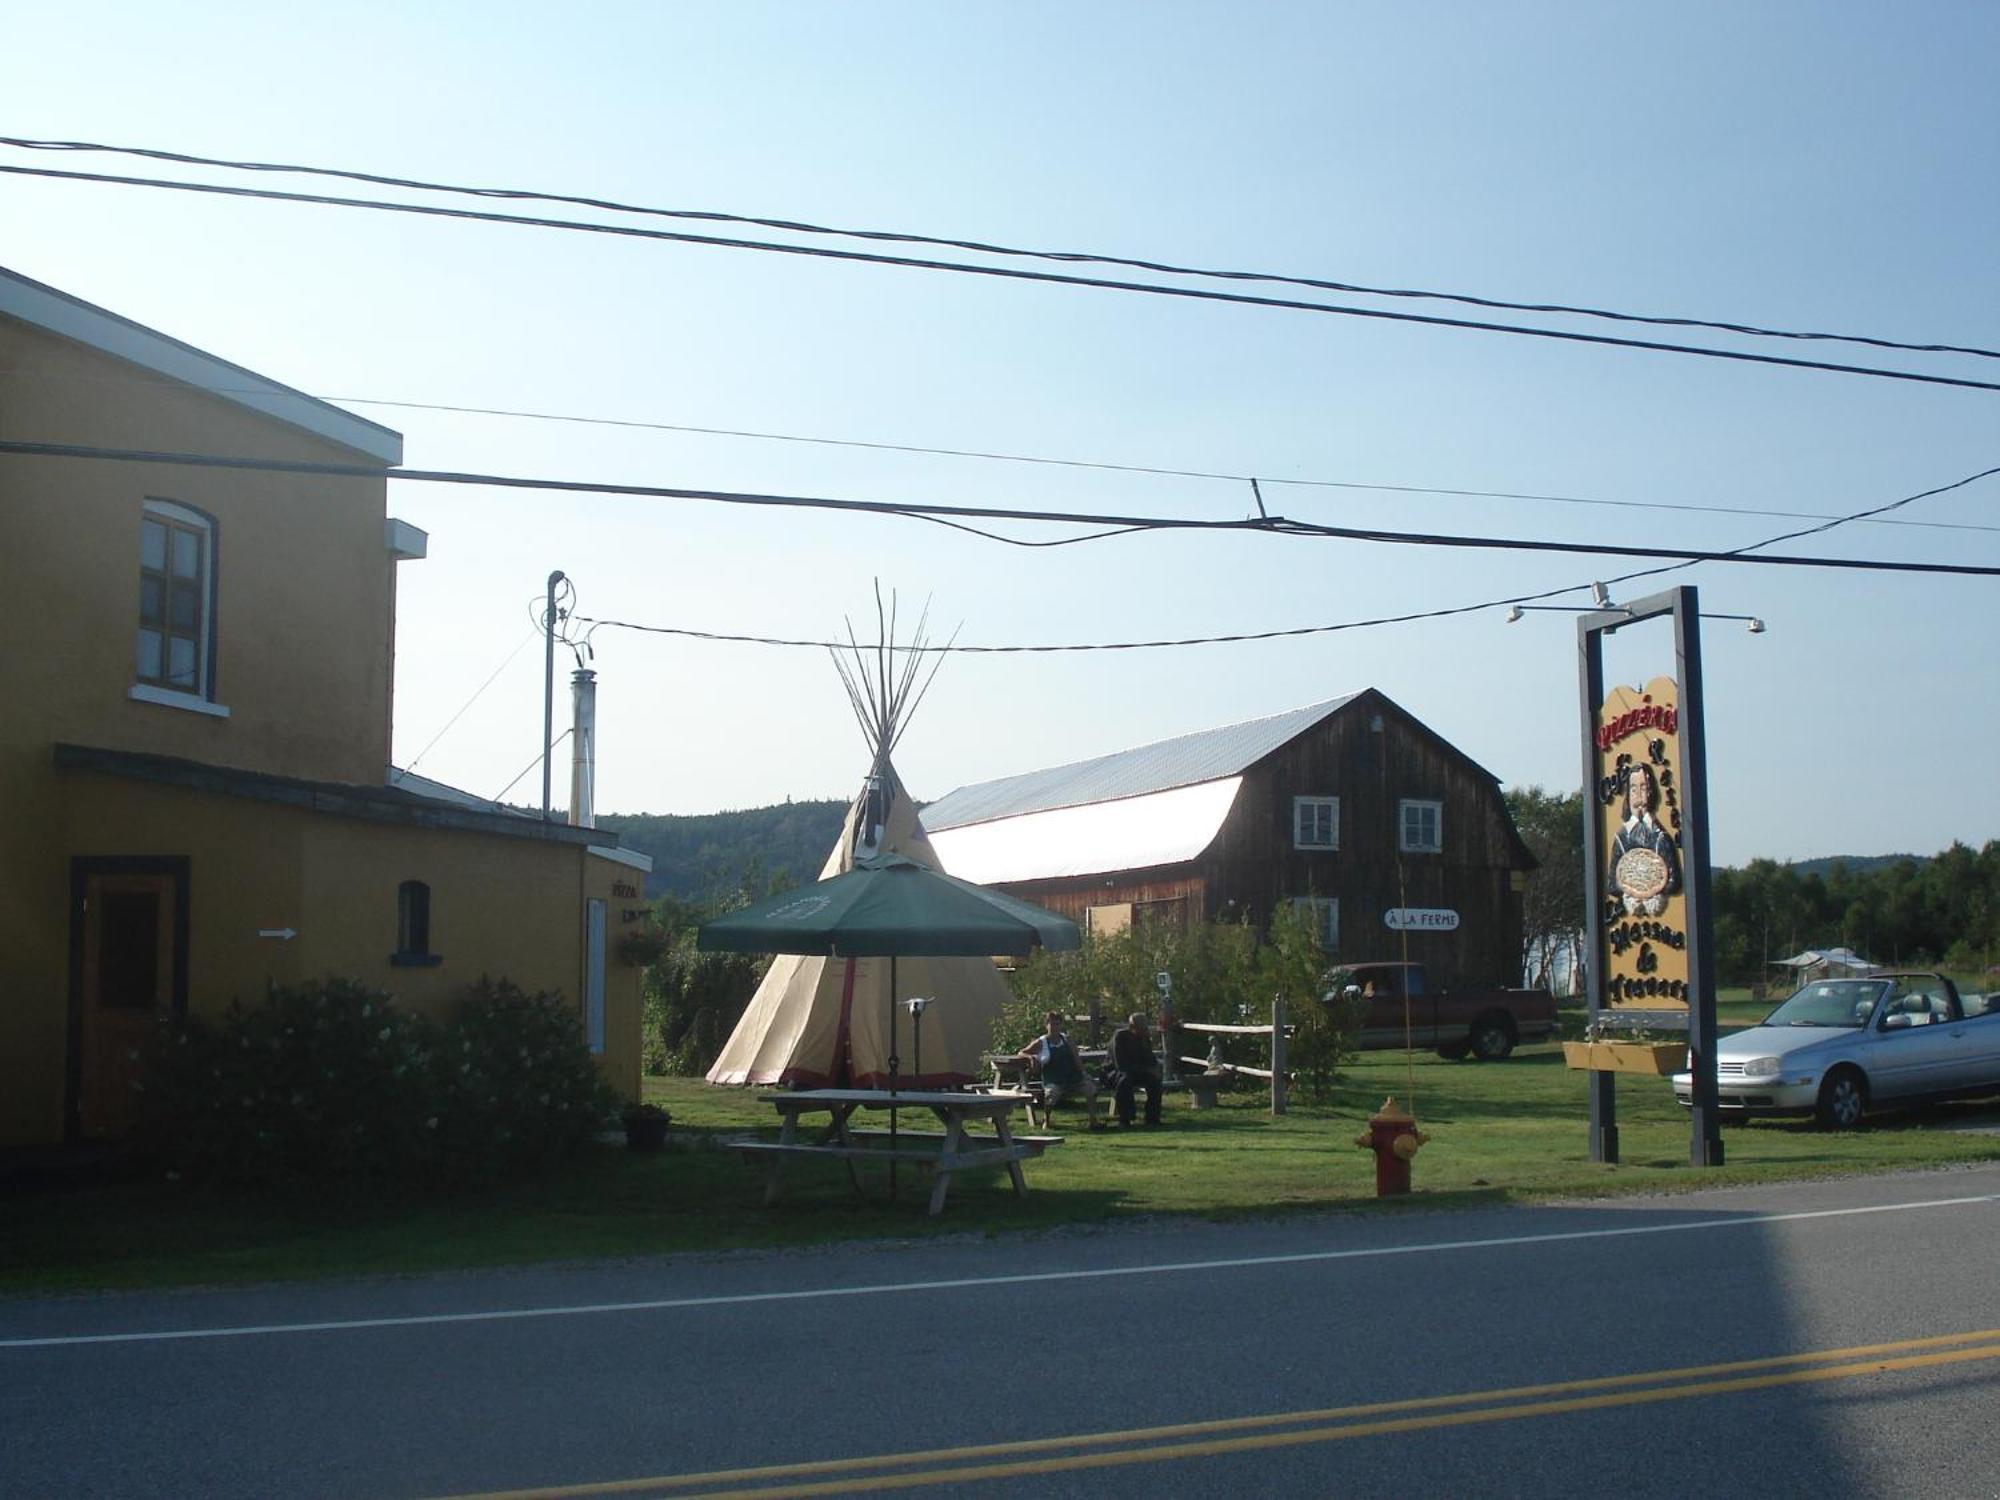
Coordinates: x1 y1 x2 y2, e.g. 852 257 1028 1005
1354 1096 1429 1196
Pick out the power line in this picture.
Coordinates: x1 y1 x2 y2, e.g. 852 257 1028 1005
397 624 539 773
4 436 1994 578
7 161 1999 397
7 366 1997 537
6 134 1993 364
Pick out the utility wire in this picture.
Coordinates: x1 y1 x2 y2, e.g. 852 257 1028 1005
5 367 1996 537
397 624 539 774
581 466 2000 653
5 437 1992 580
492 726 572 805
6 161 1998 397
6 134 1993 363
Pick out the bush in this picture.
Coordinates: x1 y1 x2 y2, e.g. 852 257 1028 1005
994 908 1356 1104
150 975 617 1191
150 977 438 1189
440 976 621 1177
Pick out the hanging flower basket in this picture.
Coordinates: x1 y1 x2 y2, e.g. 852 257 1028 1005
1562 1040 1686 1075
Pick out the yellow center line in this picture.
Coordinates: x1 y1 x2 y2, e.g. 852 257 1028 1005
433 1327 2000 1500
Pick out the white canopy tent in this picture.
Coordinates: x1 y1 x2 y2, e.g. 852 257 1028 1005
1773 947 1879 979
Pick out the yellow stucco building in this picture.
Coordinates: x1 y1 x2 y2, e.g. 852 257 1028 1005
0 266 649 1149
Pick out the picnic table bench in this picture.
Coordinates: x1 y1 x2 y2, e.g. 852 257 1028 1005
730 1088 1056 1217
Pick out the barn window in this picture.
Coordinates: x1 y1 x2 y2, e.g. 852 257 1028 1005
1291 896 1339 951
1293 796 1339 850
1399 799 1443 853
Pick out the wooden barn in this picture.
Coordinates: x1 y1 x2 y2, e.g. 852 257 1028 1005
922 690 1535 988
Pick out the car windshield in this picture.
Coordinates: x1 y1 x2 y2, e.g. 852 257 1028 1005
1763 980 1883 1028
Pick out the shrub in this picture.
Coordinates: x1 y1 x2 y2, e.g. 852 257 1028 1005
150 975 618 1191
150 977 440 1189
438 976 621 1178
995 908 1357 1104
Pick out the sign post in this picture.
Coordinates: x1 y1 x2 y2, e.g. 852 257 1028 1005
1577 586 1723 1168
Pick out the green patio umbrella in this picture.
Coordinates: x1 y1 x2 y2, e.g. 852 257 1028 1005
699 853 1082 961
700 853 1081 1198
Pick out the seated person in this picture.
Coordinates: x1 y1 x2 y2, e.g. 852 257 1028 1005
1018 1011 1099 1124
1106 1011 1165 1127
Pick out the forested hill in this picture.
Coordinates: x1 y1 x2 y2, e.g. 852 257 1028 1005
599 801 848 900
1787 854 1917 879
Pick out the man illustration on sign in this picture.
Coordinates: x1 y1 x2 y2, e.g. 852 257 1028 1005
1609 762 1679 917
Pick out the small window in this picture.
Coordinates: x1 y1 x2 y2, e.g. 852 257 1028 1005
1399 799 1443 853
1293 796 1339 850
136 500 217 699
1291 896 1340 952
392 880 440 966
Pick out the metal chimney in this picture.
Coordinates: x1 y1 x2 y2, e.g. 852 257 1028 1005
568 668 596 828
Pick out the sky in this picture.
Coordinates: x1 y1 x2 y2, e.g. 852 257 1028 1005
6 2 1995 866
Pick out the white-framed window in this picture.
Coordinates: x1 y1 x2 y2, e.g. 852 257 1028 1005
1293 795 1339 850
1399 799 1443 853
135 500 216 700
1291 896 1340 952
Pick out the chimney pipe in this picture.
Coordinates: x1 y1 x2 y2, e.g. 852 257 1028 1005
569 668 596 828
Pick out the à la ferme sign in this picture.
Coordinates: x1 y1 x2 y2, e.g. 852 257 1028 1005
1595 675 1689 1011
1384 908 1459 931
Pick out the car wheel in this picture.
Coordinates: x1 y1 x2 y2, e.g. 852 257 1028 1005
1436 1041 1470 1061
1469 1016 1515 1061
1814 1067 1867 1131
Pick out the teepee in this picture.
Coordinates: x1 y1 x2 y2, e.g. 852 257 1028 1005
706 596 1017 1088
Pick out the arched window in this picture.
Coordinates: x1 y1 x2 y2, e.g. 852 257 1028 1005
393 880 439 965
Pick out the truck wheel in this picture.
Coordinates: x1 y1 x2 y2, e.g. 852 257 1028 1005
1435 1041 1470 1061
1814 1067 1867 1131
1469 1015 1515 1061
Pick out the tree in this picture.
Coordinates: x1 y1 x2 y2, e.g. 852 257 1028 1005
1506 786 1584 994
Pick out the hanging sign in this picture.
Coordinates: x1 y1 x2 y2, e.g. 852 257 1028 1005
1384 908 1459 931
1594 676 1688 1011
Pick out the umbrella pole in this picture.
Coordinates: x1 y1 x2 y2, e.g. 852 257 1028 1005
888 954 899 1204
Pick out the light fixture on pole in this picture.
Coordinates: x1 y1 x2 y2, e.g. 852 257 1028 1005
1506 603 1769 634
906 996 931 1087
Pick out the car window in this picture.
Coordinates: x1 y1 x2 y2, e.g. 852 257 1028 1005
1764 980 1879 1028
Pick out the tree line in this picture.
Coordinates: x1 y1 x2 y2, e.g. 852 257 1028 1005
1506 786 2000 987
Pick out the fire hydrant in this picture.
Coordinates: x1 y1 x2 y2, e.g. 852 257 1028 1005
1354 1096 1429 1196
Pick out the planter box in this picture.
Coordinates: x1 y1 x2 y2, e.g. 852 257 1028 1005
1562 1040 1686 1075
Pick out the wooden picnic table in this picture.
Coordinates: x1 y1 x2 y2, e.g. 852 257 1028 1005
734 1088 1054 1217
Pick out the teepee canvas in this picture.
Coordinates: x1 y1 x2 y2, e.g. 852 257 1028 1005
705 595 1021 1088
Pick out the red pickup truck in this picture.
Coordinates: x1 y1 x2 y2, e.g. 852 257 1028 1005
1328 961 1557 1060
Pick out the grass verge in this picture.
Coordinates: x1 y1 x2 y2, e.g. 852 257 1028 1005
6 1044 1998 1297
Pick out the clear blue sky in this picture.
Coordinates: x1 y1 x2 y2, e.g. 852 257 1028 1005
7 2 1995 865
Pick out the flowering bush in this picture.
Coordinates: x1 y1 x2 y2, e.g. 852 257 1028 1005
438 976 621 1179
150 977 438 1188
150 975 617 1190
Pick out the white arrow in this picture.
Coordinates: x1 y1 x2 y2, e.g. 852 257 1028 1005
256 927 298 940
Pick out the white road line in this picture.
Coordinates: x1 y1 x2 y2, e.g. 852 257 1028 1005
4 1191 1995 1351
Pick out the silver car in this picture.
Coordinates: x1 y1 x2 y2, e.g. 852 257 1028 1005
1672 972 2000 1130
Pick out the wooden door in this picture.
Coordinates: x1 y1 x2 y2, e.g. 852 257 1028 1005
78 872 178 1139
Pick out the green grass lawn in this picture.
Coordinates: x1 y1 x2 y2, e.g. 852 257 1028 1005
7 1044 1998 1297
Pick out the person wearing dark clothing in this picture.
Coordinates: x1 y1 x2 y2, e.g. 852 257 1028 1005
1107 1012 1164 1126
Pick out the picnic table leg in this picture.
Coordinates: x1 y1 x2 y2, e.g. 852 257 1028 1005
831 1104 865 1198
992 1112 1031 1199
927 1112 967 1216
764 1107 804 1206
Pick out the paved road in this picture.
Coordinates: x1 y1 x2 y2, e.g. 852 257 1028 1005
6 1165 2000 1498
